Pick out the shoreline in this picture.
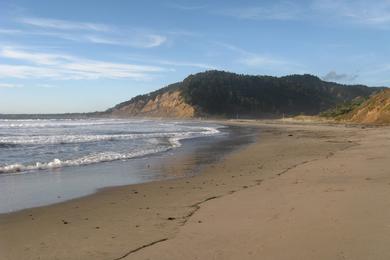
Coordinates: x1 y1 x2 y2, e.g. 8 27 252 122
1 120 389 259
0 123 257 215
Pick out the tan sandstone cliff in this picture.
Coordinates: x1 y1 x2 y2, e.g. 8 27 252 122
110 91 196 118
347 89 390 124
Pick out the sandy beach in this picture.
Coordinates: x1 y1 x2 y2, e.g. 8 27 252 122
1 120 390 260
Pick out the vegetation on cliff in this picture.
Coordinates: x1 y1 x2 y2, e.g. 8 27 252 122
108 70 383 118
320 97 368 119
334 89 390 124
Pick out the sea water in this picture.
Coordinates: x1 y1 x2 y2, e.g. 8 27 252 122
0 118 221 174
0 118 251 213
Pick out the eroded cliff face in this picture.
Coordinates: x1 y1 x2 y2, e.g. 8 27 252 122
347 89 390 124
110 91 196 118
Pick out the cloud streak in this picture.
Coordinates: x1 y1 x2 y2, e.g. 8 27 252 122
125 54 218 70
312 0 390 27
84 33 167 48
17 17 167 48
0 83 22 88
322 71 358 82
19 17 112 32
0 47 166 80
220 1 302 21
218 0 390 28
217 42 299 68
0 28 23 34
0 47 72 65
167 2 207 10
152 59 217 70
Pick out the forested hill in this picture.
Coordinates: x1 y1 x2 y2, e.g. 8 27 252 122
108 70 384 118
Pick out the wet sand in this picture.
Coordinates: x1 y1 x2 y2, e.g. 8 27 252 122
1 120 390 260
0 125 255 213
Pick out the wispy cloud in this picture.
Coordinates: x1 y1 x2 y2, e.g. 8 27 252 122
217 42 298 68
239 55 289 67
0 28 23 34
125 34 167 48
0 64 63 79
17 17 167 48
152 59 217 70
0 47 72 65
166 29 200 36
218 0 390 28
84 33 167 48
167 2 207 10
0 47 166 80
19 17 112 32
322 71 358 82
157 60 218 70
0 83 22 88
125 54 217 70
312 0 390 27
220 1 302 21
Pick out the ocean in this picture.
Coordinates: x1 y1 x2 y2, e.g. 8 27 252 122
0 118 221 174
0 118 255 213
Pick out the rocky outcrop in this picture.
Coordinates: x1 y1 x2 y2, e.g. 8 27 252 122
110 90 196 118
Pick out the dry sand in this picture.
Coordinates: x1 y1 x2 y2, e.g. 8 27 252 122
1 121 390 260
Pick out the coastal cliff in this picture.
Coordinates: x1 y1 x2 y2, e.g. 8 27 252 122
110 90 195 118
107 70 383 119
346 89 390 124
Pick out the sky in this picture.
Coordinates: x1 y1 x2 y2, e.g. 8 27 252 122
1 0 390 113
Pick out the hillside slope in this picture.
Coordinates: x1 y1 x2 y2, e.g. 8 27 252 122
110 90 195 118
108 71 382 118
345 89 390 124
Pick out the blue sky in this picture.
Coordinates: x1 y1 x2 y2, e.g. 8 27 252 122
1 0 390 113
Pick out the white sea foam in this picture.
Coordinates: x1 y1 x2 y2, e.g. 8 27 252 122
0 125 221 174
0 127 219 145
0 148 168 174
0 119 149 128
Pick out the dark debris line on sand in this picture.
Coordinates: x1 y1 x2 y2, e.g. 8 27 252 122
111 238 169 260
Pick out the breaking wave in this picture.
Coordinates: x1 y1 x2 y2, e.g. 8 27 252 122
0 146 169 174
0 127 219 146
0 125 221 174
